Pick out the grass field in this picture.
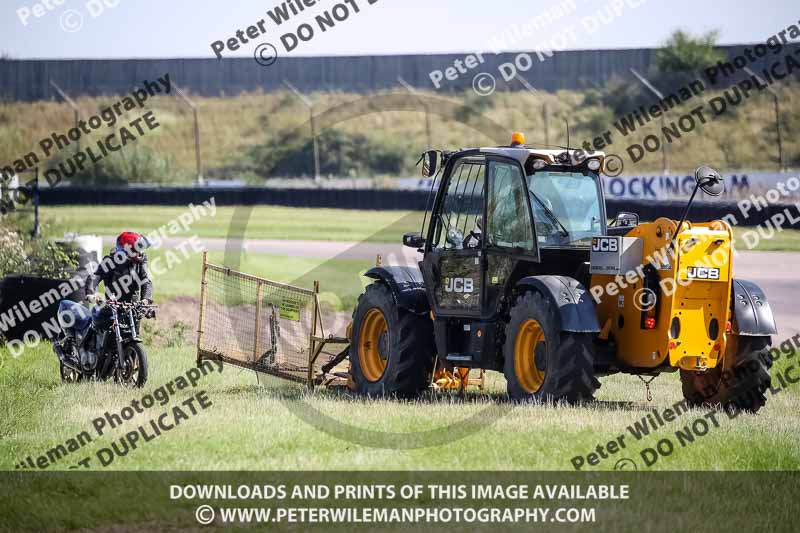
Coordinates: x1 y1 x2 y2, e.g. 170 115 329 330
149 248 369 309
40 205 800 251
3 204 799 475
2 340 799 471
42 205 421 244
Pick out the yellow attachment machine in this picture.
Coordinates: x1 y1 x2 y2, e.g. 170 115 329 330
591 218 735 374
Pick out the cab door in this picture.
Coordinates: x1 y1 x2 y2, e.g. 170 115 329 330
483 156 540 319
421 155 486 319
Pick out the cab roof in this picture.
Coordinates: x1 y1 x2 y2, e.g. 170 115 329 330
474 147 607 167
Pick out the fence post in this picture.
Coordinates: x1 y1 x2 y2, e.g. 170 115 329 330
196 251 209 367
283 80 320 182
254 281 264 364
629 68 670 175
49 80 81 156
307 280 320 387
543 104 549 147
398 77 432 150
743 67 783 171
31 168 40 239
173 83 204 183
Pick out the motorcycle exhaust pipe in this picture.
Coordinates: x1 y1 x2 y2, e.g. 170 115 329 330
52 343 82 373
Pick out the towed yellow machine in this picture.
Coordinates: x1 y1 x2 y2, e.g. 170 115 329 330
346 136 777 412
589 168 775 411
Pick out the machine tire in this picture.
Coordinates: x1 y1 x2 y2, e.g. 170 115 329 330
680 336 772 414
503 291 599 403
349 282 434 398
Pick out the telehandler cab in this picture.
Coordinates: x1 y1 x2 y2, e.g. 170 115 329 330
349 134 777 412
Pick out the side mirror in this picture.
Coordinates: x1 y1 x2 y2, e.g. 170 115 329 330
611 212 639 228
695 166 724 197
403 232 426 249
669 166 725 247
420 150 439 178
445 227 464 249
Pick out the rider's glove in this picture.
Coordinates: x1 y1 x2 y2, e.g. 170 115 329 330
86 293 101 304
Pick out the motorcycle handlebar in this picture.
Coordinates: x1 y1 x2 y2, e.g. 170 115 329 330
103 299 156 306
104 300 158 320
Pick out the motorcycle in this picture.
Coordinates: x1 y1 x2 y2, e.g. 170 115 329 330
52 299 156 388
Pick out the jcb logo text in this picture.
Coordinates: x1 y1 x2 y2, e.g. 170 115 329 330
686 267 720 280
445 277 474 293
592 237 619 253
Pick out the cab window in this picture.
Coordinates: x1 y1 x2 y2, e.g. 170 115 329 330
526 171 602 247
432 157 485 250
486 160 534 250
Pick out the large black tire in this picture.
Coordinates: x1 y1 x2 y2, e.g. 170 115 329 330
349 282 434 398
503 291 599 403
681 336 772 414
115 342 149 388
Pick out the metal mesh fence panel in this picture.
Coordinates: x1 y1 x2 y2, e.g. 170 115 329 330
198 262 318 382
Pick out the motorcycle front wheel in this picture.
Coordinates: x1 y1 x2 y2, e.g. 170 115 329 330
59 362 83 384
115 342 148 388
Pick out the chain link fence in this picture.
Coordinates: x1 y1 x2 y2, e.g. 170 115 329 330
196 253 349 385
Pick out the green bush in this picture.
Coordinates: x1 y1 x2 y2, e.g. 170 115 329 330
580 107 615 135
249 128 405 178
598 76 651 116
0 224 78 278
70 144 185 185
656 30 725 75
26 239 78 278
454 92 496 123
0 226 27 277
593 30 724 117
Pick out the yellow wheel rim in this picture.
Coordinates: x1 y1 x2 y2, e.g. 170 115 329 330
358 308 389 382
514 319 547 393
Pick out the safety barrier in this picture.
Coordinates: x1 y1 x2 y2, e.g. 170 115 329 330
37 186 800 228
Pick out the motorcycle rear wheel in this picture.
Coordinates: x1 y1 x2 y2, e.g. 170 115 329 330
115 342 148 388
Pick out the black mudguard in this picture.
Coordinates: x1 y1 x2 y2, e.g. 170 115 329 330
516 275 600 333
364 266 429 315
731 279 778 336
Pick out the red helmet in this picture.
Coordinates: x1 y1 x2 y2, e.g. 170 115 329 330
115 231 150 263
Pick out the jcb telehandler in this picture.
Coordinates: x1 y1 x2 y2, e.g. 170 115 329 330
349 134 777 412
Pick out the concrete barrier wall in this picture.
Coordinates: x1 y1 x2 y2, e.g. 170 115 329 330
2 44 796 101
33 186 798 229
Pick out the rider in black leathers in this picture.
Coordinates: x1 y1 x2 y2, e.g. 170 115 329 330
59 231 153 347
86 234 153 304
85 231 153 329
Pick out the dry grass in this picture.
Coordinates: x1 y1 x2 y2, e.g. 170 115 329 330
2 83 799 183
